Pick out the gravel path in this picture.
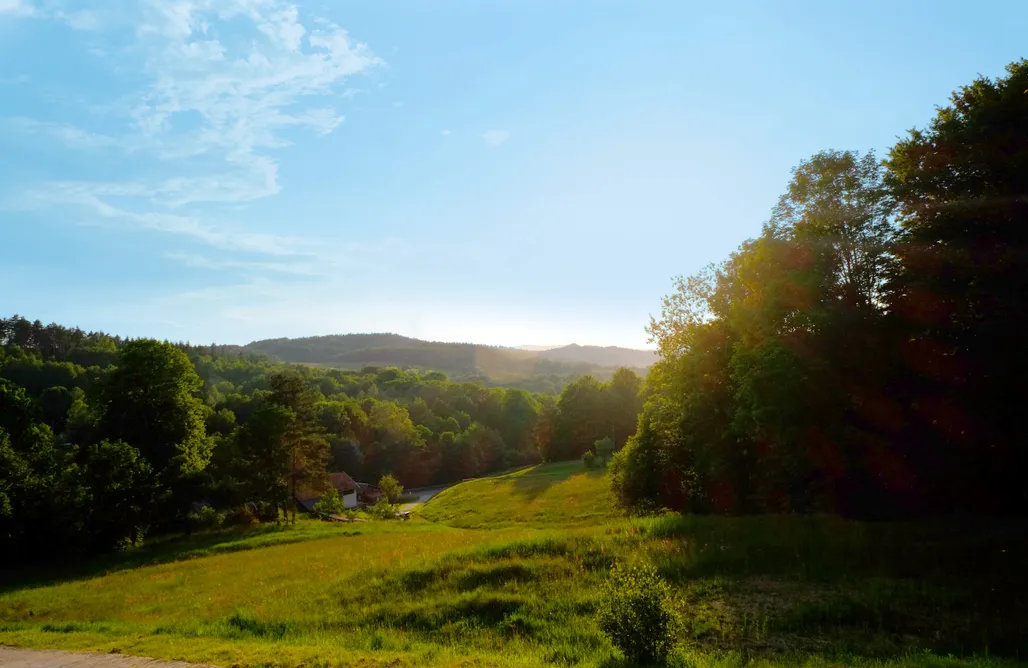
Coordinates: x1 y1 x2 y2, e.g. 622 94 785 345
0 648 214 668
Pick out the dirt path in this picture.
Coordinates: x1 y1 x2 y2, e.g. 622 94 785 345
0 648 214 668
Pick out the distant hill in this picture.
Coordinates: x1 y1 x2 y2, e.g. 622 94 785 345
536 343 657 368
242 333 656 389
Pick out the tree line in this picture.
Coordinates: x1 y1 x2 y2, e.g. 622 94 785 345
0 317 643 561
612 60 1028 519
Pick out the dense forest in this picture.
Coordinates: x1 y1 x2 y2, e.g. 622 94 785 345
612 60 1028 519
0 317 643 561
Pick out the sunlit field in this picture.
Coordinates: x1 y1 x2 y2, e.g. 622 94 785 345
420 460 618 528
2 462 1025 668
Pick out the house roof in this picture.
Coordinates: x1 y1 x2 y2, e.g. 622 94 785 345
329 471 357 493
296 471 357 504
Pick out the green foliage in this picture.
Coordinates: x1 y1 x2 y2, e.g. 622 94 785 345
544 369 644 462
223 505 257 528
80 440 155 551
609 420 661 512
610 61 1028 520
234 403 294 513
884 59 1028 514
367 498 398 519
312 488 345 518
187 505 225 532
205 408 236 436
378 474 403 504
581 450 596 470
593 436 614 463
96 340 211 487
268 371 330 520
597 561 676 665
4 320 629 560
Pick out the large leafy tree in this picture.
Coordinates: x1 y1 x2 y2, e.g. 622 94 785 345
607 368 643 448
627 149 897 516
80 440 154 551
886 60 1028 514
95 340 211 522
0 380 83 560
362 400 423 480
549 376 608 461
235 402 295 515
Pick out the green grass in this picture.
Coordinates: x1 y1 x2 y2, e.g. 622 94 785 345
420 460 619 528
1 461 1026 668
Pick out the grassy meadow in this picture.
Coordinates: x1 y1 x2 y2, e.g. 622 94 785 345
419 460 618 528
1 462 1025 668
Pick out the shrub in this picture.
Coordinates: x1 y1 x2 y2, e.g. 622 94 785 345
313 488 345 518
254 502 280 523
597 561 675 665
187 505 224 532
367 499 397 520
583 450 597 470
223 505 257 527
379 474 404 504
594 436 615 463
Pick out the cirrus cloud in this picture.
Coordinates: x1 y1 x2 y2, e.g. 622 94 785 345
481 129 511 147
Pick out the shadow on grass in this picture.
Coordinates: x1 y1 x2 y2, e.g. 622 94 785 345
507 461 598 504
0 522 353 595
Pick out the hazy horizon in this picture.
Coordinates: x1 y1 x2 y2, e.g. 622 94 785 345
2 0 1025 348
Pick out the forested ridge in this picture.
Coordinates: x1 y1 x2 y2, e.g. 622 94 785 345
241 334 655 394
0 316 643 561
612 60 1028 519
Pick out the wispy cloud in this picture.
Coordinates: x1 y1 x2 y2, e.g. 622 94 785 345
25 181 313 257
7 0 382 258
441 129 451 136
166 252 318 276
0 1 104 28
124 0 381 206
1 117 122 150
55 9 100 30
482 129 511 147
2 0 404 334
0 0 35 17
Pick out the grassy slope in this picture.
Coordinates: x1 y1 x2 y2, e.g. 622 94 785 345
1 462 1025 668
419 461 618 528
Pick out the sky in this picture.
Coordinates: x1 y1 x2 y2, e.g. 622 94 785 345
1 1 1025 349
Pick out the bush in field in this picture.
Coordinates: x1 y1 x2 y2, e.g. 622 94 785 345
594 436 615 464
582 450 597 469
368 498 397 519
313 488 345 518
378 474 403 504
187 505 224 532
254 502 280 523
597 561 675 665
223 505 257 527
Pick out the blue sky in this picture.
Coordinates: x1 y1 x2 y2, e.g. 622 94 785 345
1 1 1025 348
